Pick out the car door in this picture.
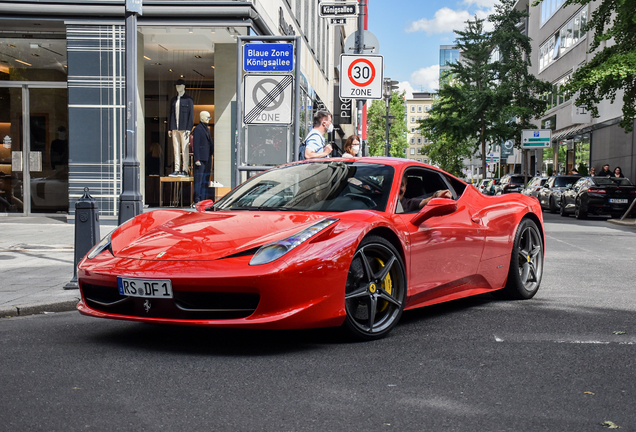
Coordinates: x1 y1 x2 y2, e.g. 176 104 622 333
565 178 587 210
538 177 554 207
392 168 485 305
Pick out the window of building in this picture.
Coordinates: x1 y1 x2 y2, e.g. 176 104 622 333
539 7 587 72
417 116 422 120
417 138 422 144
543 74 572 110
411 106 415 112
411 127 415 133
410 148 415 155
541 0 567 26
411 138 415 144
411 116 415 123
425 106 430 112
417 106 422 112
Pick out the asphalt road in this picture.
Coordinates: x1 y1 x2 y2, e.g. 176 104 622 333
1 213 635 431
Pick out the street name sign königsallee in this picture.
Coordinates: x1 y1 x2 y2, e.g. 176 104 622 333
243 43 294 72
319 3 358 18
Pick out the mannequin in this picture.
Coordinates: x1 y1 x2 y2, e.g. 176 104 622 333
192 110 213 203
168 79 194 177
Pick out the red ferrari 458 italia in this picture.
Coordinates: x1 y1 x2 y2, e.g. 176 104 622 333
77 158 545 340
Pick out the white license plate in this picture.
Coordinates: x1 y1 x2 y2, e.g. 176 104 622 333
117 277 173 298
609 198 628 204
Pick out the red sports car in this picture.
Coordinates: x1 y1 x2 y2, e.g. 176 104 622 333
77 158 545 340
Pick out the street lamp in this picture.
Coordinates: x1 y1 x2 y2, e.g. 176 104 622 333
383 78 399 157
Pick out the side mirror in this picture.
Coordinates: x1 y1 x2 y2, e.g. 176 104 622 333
195 199 215 212
410 198 458 225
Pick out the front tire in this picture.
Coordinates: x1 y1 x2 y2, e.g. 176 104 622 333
549 197 558 213
498 218 543 300
343 236 406 340
559 200 568 217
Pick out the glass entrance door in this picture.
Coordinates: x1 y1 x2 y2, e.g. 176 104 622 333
0 84 67 215
28 87 69 214
0 87 24 214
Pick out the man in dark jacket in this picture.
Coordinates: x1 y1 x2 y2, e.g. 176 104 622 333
192 110 213 203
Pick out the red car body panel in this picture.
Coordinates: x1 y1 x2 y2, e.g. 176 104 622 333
77 158 544 330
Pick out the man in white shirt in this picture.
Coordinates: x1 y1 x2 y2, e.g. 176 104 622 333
304 110 333 159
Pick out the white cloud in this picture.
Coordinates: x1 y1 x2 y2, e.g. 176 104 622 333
461 0 499 8
406 8 472 35
406 7 494 35
399 81 414 99
410 65 440 93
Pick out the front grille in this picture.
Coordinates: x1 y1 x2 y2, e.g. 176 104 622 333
82 283 259 320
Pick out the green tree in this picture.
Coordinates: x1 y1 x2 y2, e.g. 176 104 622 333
420 16 499 178
490 0 551 148
532 0 636 132
366 91 408 157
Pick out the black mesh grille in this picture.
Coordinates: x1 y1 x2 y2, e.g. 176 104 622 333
82 283 259 320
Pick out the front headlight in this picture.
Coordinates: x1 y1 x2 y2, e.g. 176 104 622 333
249 218 338 266
87 233 113 259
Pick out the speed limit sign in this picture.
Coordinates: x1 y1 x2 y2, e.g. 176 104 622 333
340 54 383 100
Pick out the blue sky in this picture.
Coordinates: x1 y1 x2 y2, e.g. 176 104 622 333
367 0 498 97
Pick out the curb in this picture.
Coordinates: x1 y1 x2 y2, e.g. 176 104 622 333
607 218 636 228
0 298 80 319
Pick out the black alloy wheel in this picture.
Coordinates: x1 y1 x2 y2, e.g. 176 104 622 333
343 236 406 340
498 218 543 300
549 196 558 213
559 199 568 217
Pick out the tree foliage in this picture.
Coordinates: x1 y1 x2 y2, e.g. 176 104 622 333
420 16 500 178
553 0 636 132
419 5 550 178
366 91 408 157
490 0 551 146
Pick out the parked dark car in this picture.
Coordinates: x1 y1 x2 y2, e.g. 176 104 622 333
560 176 636 219
538 175 582 213
522 176 549 199
494 175 525 195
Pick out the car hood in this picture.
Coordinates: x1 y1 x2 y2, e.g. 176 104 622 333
110 210 336 261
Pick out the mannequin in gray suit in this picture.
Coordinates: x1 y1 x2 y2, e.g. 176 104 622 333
168 79 194 177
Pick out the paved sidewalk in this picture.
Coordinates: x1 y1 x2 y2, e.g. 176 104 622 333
1 213 634 320
0 216 118 318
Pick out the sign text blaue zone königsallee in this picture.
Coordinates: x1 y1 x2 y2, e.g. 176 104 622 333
243 43 294 72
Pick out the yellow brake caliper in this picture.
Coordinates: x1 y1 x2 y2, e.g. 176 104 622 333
375 258 393 312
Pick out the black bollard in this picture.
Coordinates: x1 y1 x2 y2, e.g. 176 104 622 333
64 187 100 290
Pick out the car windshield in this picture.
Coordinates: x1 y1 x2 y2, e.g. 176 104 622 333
554 176 579 187
594 177 633 187
213 161 395 212
510 177 525 185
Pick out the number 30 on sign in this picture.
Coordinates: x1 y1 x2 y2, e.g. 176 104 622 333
340 54 383 100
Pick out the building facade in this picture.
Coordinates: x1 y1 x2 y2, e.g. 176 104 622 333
0 0 356 218
522 0 636 179
405 91 432 163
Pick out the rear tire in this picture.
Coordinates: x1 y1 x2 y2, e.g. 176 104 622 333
498 218 543 300
343 236 406 341
575 201 587 219
559 200 568 217
549 197 558 213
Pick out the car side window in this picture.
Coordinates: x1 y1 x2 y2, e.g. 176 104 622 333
396 168 457 214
